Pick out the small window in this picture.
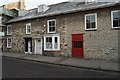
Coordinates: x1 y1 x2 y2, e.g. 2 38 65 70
7 25 12 35
7 37 12 48
26 23 31 34
85 13 97 30
47 19 56 33
74 41 83 48
111 10 120 28
44 35 60 51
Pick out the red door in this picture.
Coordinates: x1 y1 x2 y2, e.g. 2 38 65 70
72 34 83 58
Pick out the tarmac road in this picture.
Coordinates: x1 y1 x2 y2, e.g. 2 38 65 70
2 56 119 78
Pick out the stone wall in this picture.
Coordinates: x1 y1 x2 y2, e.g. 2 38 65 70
3 5 120 61
64 6 120 62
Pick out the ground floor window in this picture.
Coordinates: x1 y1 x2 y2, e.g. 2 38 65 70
44 35 60 51
7 37 12 48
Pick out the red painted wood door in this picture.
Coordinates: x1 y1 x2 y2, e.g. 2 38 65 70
72 34 83 58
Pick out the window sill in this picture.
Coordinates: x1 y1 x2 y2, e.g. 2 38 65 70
112 27 120 29
85 28 97 31
7 47 12 49
7 34 11 36
44 49 60 51
26 33 31 35
47 32 56 34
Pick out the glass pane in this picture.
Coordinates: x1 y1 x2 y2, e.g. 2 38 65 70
49 27 52 32
55 37 57 43
90 15 95 22
52 21 55 26
86 23 90 29
54 37 58 49
8 26 11 34
49 21 52 27
49 21 55 27
113 20 119 27
91 22 95 28
113 12 119 19
46 37 52 49
86 16 90 23
119 19 120 27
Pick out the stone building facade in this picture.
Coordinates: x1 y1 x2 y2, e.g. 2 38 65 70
3 2 120 62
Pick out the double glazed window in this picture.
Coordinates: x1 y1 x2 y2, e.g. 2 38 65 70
7 25 12 35
26 23 31 34
111 10 120 28
44 35 60 51
47 19 56 33
85 13 97 30
7 37 12 48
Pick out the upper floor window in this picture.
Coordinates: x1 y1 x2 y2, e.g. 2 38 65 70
85 13 97 30
7 37 12 48
7 25 12 35
26 23 31 34
111 10 120 28
47 19 56 33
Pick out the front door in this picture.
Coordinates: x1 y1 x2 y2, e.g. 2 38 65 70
35 39 42 54
25 38 32 54
72 34 84 58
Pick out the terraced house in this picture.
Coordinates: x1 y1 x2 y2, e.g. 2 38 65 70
3 1 120 62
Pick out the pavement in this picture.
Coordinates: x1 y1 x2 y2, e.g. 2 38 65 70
2 52 120 72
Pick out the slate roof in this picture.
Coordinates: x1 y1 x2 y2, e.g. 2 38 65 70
7 1 120 23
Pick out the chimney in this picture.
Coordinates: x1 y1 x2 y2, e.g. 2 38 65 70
38 4 49 13
19 0 26 10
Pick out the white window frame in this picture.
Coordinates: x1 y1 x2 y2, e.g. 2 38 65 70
85 13 97 30
7 25 12 35
47 19 56 33
111 10 120 29
7 37 12 48
44 35 60 51
26 23 31 34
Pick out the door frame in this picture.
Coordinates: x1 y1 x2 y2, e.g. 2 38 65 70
34 38 42 55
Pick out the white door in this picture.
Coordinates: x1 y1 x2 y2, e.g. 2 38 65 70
35 39 42 54
28 41 31 53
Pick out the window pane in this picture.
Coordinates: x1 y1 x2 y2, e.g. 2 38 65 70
86 16 90 23
49 21 52 27
49 27 52 32
119 19 120 27
113 20 119 27
46 37 52 49
49 21 55 27
86 23 90 29
91 22 95 28
54 37 58 49
91 15 95 22
52 21 55 26
113 12 119 19
8 26 12 34
8 38 12 47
